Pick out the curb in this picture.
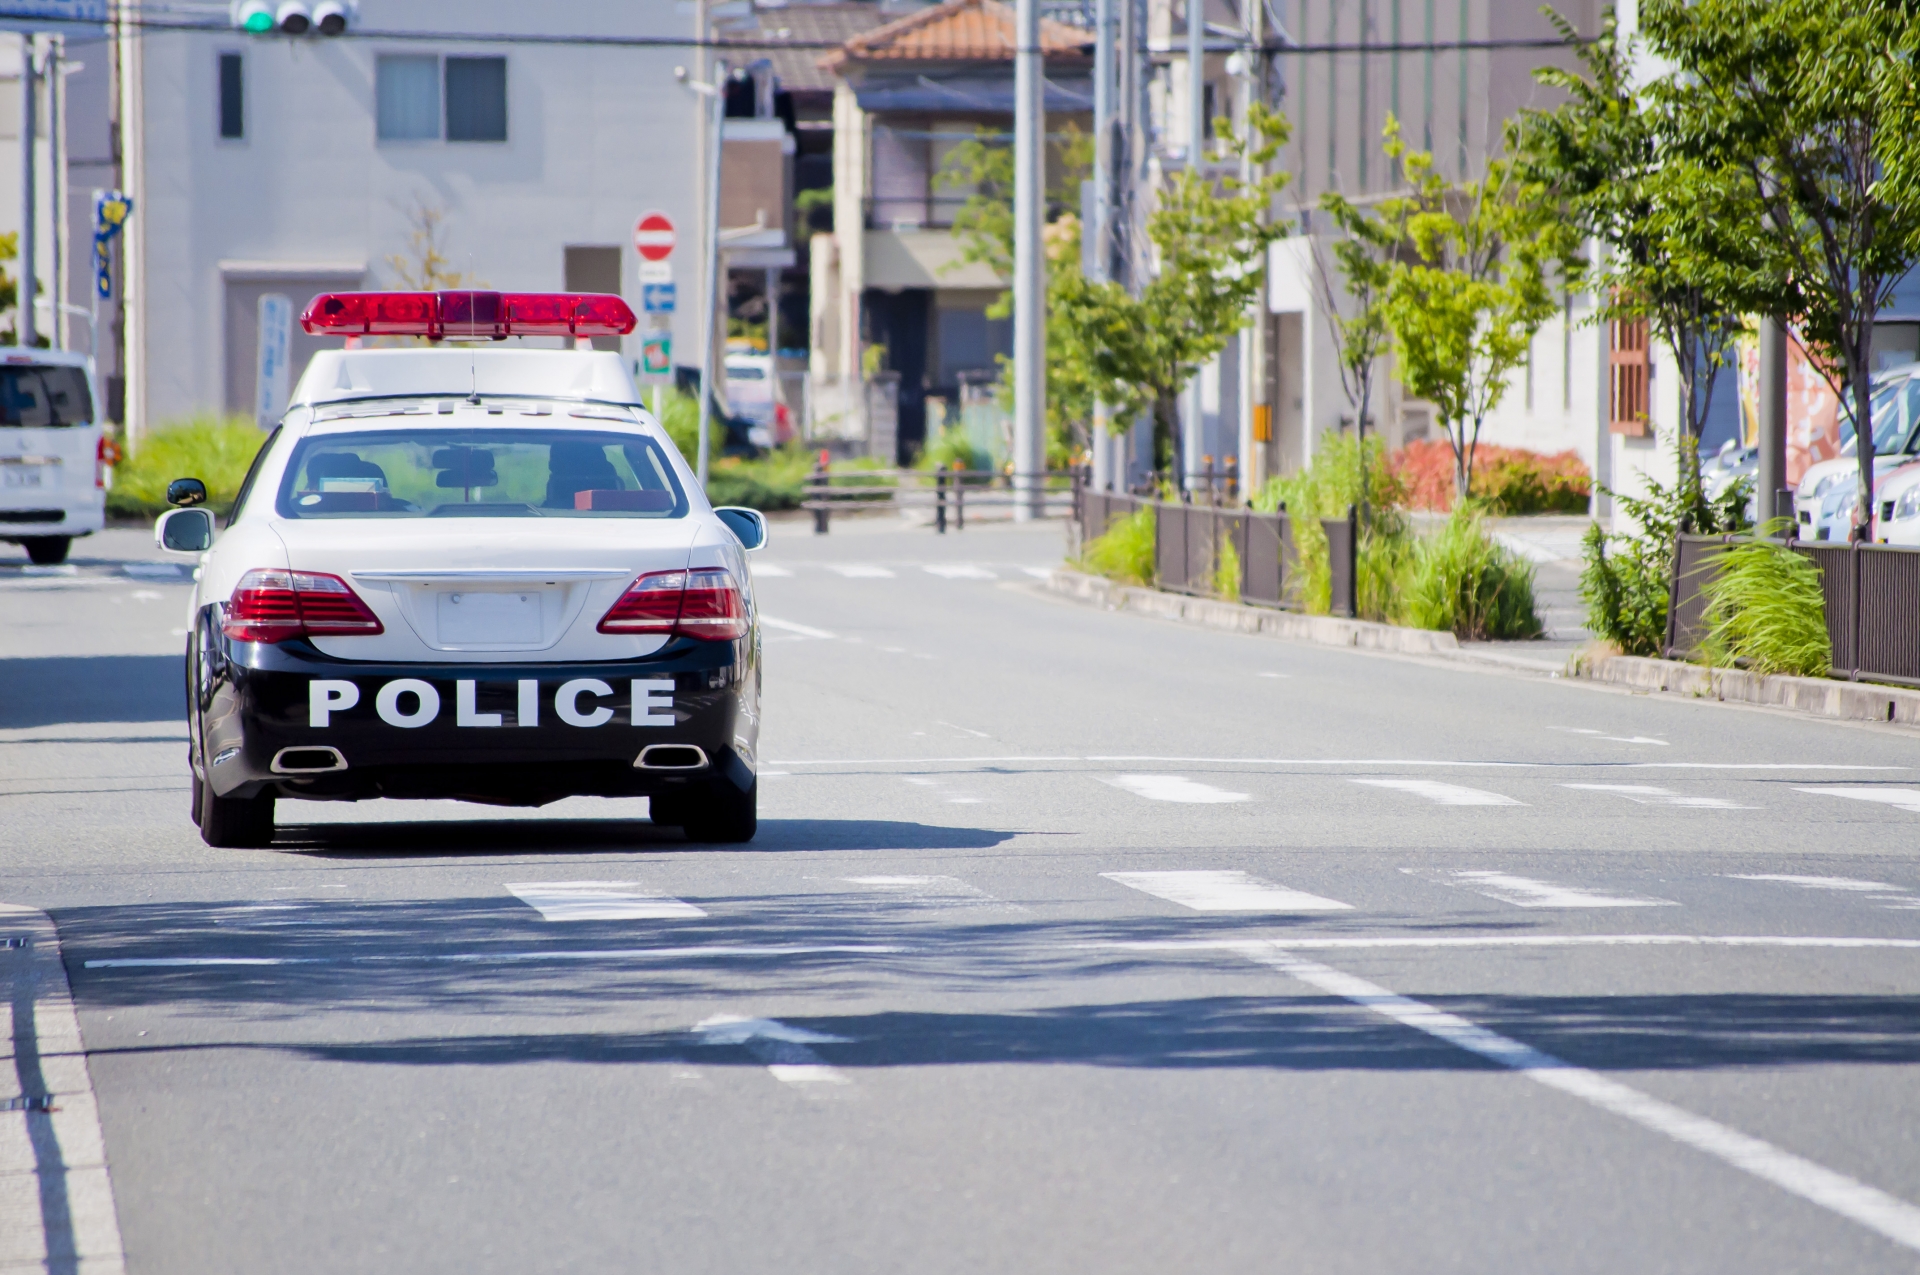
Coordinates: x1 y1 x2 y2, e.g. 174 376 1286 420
1573 653 1920 728
1045 568 1469 657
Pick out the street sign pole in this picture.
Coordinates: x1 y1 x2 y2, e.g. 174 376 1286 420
1012 0 1044 519
695 64 728 492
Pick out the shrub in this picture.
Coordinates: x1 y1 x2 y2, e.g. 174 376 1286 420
107 416 268 518
1079 506 1154 586
1400 503 1543 640
1253 432 1407 616
655 389 727 471
1700 532 1832 678
1213 533 1241 602
918 423 990 472
707 447 812 511
1391 439 1590 514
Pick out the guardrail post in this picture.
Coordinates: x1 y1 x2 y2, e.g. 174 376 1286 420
811 450 830 535
935 470 947 534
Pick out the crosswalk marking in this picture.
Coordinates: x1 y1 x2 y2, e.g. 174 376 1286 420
1563 783 1754 809
1443 870 1678 909
759 616 835 639
1102 774 1250 803
1725 873 1900 892
1103 869 1352 912
1797 786 1920 814
505 881 706 921
751 563 794 577
1021 566 1054 579
825 563 895 578
922 564 997 579
1352 778 1522 806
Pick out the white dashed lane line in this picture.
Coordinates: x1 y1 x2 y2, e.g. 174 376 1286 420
505 881 707 921
824 564 895 578
759 616 835 639
1798 786 1920 814
694 1016 854 1095
1100 774 1250 804
1351 778 1522 806
1433 870 1679 909
1563 783 1755 810
922 564 997 579
1102 870 1352 913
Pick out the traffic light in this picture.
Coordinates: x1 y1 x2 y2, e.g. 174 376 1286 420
230 0 353 35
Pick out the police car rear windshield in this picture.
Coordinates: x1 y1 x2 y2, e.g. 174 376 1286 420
0 365 93 427
275 429 689 519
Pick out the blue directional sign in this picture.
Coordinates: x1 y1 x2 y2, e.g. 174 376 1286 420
642 283 677 314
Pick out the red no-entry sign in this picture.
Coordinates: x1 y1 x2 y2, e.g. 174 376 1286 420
634 212 676 262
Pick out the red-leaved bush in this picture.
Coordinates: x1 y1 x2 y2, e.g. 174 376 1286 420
1390 440 1591 514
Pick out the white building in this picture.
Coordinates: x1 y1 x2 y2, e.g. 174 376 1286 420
119 1 712 439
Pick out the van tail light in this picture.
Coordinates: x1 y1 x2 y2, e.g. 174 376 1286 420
95 435 121 489
223 569 384 644
598 568 747 641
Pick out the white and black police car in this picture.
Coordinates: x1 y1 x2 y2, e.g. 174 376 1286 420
156 290 766 848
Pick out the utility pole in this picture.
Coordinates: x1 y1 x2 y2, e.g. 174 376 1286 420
1011 0 1044 519
1089 0 1114 494
1181 0 1204 493
20 34 37 349
682 58 728 494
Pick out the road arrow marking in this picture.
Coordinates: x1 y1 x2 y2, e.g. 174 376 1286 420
694 1015 854 1091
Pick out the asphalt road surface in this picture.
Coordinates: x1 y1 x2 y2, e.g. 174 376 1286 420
5 520 1920 1273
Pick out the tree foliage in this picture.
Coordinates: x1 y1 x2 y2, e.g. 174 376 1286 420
1050 105 1293 473
1644 0 1920 539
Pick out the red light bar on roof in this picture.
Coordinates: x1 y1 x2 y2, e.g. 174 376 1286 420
298 291 638 340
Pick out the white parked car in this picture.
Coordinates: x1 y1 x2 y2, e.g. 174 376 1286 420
0 349 107 564
1872 460 1920 545
1793 363 1920 540
724 352 788 448
155 291 766 848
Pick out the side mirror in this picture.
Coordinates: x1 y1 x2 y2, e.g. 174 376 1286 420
167 477 208 507
713 506 768 552
156 507 215 553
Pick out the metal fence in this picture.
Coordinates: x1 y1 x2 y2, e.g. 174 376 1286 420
1078 490 1359 617
1668 534 1920 685
803 467 1079 532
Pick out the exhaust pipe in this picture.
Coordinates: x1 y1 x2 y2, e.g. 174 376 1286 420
271 745 348 774
634 744 708 771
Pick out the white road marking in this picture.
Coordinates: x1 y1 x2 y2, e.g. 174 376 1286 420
767 755 1904 770
0 904 128 1273
759 616 836 639
1089 934 1920 953
1240 943 1920 1255
504 881 706 921
1021 566 1055 579
1440 870 1678 909
825 563 895 578
1563 783 1753 809
922 564 997 579
1102 774 1250 804
934 720 991 738
1352 778 1522 806
751 563 794 577
695 1015 853 1091
1257 671 1292 679
1798 786 1920 814
1724 874 1901 892
1102 870 1352 913
86 944 902 970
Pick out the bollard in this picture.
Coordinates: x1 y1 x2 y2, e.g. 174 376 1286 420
811 450 830 534
935 470 948 534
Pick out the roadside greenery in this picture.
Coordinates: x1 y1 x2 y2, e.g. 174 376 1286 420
107 416 267 518
1391 440 1590 515
1699 527 1833 678
1076 506 1155 587
1401 505 1543 641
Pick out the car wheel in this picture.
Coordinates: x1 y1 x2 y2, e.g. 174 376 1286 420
197 771 276 849
649 793 687 827
22 536 70 565
681 779 756 844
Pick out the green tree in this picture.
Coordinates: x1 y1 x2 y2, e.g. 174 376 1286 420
1049 105 1292 474
1367 118 1584 501
1645 0 1920 540
1515 10 1756 505
1315 187 1397 525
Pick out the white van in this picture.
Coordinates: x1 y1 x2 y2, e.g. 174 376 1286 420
0 349 105 565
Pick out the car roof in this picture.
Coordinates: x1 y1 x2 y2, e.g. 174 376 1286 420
291 347 643 409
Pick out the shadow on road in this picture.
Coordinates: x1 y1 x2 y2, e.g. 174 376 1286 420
277 818 1022 857
0 653 184 728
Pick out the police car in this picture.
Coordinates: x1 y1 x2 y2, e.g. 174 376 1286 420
0 349 109 564
155 291 766 848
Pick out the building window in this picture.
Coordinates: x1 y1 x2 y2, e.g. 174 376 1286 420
376 54 440 141
445 57 508 142
218 53 244 139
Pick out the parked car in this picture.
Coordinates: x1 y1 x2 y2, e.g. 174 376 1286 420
1701 440 1757 507
0 350 107 565
1794 363 1920 540
1872 459 1920 545
724 353 783 449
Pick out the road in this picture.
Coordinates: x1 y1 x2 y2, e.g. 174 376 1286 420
4 519 1920 1273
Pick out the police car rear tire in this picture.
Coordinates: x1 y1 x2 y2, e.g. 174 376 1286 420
681 780 756 844
197 773 276 849
22 537 70 566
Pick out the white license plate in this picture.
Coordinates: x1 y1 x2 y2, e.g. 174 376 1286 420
2 468 45 489
437 590 543 644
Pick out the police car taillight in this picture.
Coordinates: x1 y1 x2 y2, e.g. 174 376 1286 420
223 569 384 643
298 291 637 340
598 569 746 641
